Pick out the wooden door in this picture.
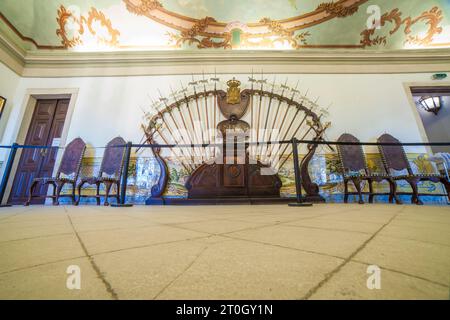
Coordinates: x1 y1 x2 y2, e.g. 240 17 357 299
8 99 69 204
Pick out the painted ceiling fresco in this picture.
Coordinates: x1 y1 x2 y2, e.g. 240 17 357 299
0 0 449 52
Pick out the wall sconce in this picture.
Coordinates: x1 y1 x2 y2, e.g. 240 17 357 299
418 96 442 115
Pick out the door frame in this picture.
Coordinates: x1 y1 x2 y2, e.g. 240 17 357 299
2 88 78 204
403 81 450 155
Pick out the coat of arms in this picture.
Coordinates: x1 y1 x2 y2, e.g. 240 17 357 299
226 78 241 104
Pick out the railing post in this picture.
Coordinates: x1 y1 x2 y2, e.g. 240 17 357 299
0 143 18 207
112 141 133 207
288 138 312 207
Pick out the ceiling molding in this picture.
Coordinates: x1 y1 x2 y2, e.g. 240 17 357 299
0 12 65 50
1 44 450 77
0 33 25 75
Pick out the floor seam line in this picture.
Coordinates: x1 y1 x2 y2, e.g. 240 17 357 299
215 211 367 237
121 213 263 234
350 259 450 288
0 208 35 221
152 245 209 300
300 211 402 300
67 214 119 300
374 233 450 248
221 234 345 261
0 231 76 245
279 223 372 235
90 234 213 257
0 255 87 276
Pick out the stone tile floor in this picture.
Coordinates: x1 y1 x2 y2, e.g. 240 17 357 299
0 204 448 299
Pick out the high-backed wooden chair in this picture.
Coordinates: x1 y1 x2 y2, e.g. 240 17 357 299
76 137 126 206
25 138 86 206
337 133 401 204
377 133 450 205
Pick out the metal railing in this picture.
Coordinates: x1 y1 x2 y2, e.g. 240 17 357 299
1 139 449 206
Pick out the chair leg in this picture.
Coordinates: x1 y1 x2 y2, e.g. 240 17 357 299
71 182 76 205
406 177 422 205
95 183 101 206
104 181 113 206
24 180 39 206
352 178 364 204
440 178 450 204
389 179 402 205
368 179 374 203
116 182 120 204
47 181 57 205
387 180 393 204
75 181 86 206
54 182 66 206
344 180 349 203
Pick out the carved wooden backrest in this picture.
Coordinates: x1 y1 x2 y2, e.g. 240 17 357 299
57 138 86 179
99 136 126 178
337 133 367 175
377 134 411 174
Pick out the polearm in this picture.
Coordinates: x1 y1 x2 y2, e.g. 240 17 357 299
267 87 306 161
201 72 210 136
277 125 314 169
181 82 203 165
258 76 277 159
248 71 256 158
269 113 308 168
255 71 266 161
269 90 315 164
154 103 194 172
277 118 331 169
266 79 299 162
162 94 194 160
189 76 205 164
271 107 315 169
275 109 320 169
210 72 220 158
268 95 308 165
200 72 211 159
158 90 196 170
169 86 199 164
143 123 192 173
142 124 191 173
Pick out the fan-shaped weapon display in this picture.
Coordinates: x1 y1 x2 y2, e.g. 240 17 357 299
142 74 331 203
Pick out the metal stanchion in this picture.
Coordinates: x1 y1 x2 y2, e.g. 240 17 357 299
111 141 133 207
0 143 18 207
288 138 312 207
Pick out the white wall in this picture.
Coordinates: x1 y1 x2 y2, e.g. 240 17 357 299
1 71 436 156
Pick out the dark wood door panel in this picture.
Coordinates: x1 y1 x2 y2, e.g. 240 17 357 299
41 100 69 173
8 99 69 205
9 171 28 200
21 148 41 167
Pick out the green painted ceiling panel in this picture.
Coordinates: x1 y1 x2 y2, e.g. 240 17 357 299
0 0 448 52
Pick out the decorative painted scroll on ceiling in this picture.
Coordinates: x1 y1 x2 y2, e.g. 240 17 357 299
56 5 120 48
360 6 443 47
123 0 367 49
122 0 446 50
7 0 442 51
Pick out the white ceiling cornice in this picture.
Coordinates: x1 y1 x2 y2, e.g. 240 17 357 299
1 44 450 77
0 33 25 75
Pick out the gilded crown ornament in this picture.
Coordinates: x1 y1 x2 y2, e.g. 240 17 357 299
226 78 241 104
